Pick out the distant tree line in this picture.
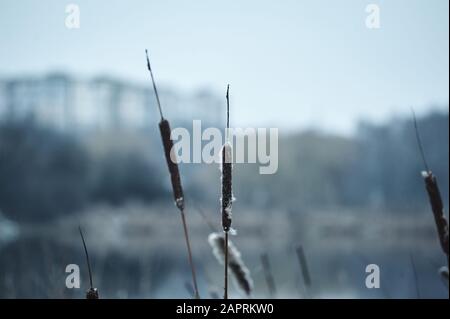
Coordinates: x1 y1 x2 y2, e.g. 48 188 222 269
0 119 166 222
0 110 448 222
234 110 449 213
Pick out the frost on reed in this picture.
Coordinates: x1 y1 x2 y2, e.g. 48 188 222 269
221 142 233 232
145 50 199 298
78 226 99 299
208 232 253 296
220 85 234 299
221 85 233 233
412 110 449 266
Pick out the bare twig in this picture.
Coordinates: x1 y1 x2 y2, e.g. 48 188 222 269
411 108 430 173
145 49 164 120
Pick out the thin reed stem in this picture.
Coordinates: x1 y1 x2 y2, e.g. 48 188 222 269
180 209 200 299
78 226 93 289
78 226 99 299
409 253 421 299
224 231 229 299
145 49 164 120
226 84 230 141
411 108 430 172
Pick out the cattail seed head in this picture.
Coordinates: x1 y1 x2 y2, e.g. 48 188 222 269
159 119 184 210
422 171 449 258
221 142 233 232
208 232 253 296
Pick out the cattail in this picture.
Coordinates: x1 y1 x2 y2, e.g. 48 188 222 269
221 85 233 232
422 171 449 262
146 49 184 210
295 245 312 291
78 226 99 299
412 110 449 266
220 85 234 299
208 232 253 296
260 253 277 298
145 50 199 298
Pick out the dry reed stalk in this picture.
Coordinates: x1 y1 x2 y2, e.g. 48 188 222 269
78 226 99 299
412 110 449 266
260 253 277 298
295 245 312 295
221 85 233 299
208 232 253 296
145 50 199 299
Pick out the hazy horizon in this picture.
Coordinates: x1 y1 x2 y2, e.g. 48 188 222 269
0 0 448 135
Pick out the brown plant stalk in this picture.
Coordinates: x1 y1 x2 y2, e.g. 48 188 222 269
145 50 200 298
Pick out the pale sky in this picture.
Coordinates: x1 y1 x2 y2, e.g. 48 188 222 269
0 0 448 135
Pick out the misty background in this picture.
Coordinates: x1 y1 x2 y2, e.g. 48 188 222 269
0 1 448 298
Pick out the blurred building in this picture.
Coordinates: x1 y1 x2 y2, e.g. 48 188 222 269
0 73 221 132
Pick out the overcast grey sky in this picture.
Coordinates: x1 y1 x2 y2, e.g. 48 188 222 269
0 0 448 135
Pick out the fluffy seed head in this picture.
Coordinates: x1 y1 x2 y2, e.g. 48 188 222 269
208 232 253 296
